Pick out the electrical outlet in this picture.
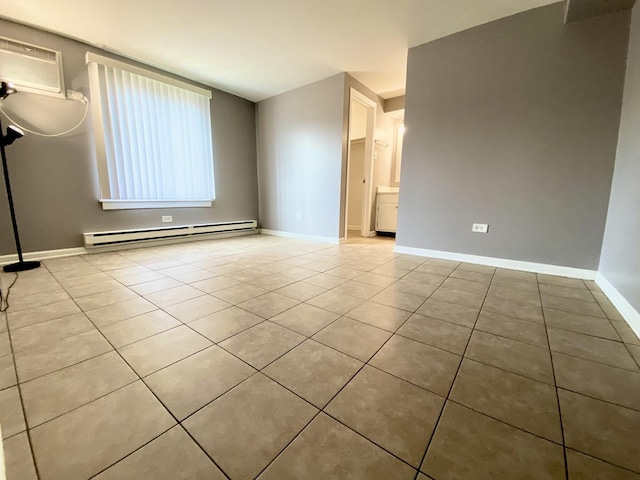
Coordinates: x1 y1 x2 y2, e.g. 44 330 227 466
162 216 173 223
296 213 303 220
472 223 489 233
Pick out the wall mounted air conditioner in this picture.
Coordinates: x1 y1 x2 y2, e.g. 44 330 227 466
0 36 65 98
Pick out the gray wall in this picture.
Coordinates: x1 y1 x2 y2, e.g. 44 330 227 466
0 19 258 255
600 5 640 312
396 3 630 269
257 74 346 239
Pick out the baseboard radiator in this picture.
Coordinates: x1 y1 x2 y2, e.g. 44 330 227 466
83 220 258 248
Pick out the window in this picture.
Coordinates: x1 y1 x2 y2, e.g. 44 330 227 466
86 52 215 210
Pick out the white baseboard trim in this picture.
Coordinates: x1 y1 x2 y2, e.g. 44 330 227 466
346 225 361 231
393 245 597 280
595 273 640 340
0 247 88 266
260 229 340 245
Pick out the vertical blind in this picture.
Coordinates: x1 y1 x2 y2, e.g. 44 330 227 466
87 54 215 207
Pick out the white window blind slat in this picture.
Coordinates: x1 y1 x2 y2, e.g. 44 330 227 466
87 55 215 208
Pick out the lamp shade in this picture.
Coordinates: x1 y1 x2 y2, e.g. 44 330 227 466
2 125 24 146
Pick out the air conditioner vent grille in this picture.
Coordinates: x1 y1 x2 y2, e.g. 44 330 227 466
0 36 64 97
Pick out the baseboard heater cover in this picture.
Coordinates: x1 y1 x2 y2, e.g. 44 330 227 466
83 220 258 248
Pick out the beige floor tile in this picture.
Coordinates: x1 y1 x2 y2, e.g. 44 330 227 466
190 275 242 293
86 297 157 327
441 277 489 295
312 317 392 362
2 432 38 480
370 264 411 278
0 331 10 356
346 301 411 332
258 413 416 480
450 359 562 442
263 340 362 408
547 328 637 371
388 279 438 298
450 269 493 284
591 292 625 321
10 313 94 353
304 273 350 289
487 285 541 306
30 381 175 480
144 285 205 308
612 321 640 345
416 299 479 328
307 290 365 315
355 272 399 288
370 335 461 396
490 274 538 292
542 294 606 318
465 330 554 385
0 354 17 390
397 313 471 355
0 386 26 439
212 283 269 304
183 374 317 480
544 308 620 340
219 321 304 369
429 287 485 309
237 291 300 318
60 274 123 299
163 295 230 323
495 269 538 281
332 280 384 300
226 267 270 282
482 296 544 323
630 344 640 365
422 402 564 480
415 263 456 276
118 325 211 376
189 306 264 342
99 310 181 347
538 274 587 290
560 389 640 473
113 271 166 286
326 266 365 280
15 330 112 382
7 299 81 330
370 288 426 312
274 281 327 301
270 303 339 336
403 271 446 287
145 345 255 420
539 283 596 303
172 268 219 283
326 366 444 467
566 449 640 480
8 289 71 313
21 351 137 427
553 352 640 411
75 287 139 311
130 277 182 296
475 310 548 347
94 426 225 480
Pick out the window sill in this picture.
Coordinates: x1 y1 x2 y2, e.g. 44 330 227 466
100 200 213 210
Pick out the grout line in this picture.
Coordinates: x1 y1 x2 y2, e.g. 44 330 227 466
536 273 570 480
411 264 496 479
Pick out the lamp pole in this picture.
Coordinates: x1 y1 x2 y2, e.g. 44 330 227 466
0 114 40 272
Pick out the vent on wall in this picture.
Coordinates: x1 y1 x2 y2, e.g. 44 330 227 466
0 36 65 98
83 220 258 248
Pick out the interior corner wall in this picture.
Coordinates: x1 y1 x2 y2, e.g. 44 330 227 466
256 73 346 240
396 3 630 270
599 5 640 313
0 19 258 256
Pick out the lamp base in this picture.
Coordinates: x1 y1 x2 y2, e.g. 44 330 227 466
3 260 41 273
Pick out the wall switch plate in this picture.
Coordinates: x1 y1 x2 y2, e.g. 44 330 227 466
296 213 303 220
162 216 173 223
472 223 489 233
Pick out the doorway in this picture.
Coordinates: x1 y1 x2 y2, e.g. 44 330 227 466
344 88 376 242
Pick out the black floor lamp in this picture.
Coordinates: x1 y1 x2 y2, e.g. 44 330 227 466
1 81 41 273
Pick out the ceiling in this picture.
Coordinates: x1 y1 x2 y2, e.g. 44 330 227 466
0 0 561 102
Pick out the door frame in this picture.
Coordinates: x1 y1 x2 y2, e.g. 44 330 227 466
344 87 377 239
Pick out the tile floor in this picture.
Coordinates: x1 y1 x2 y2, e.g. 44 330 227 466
1 233 639 480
